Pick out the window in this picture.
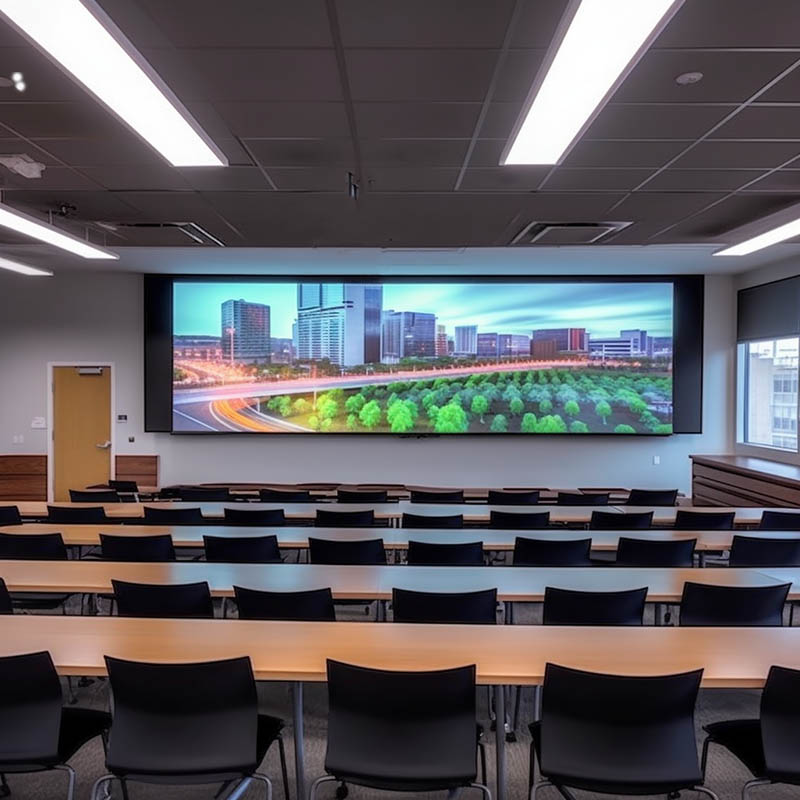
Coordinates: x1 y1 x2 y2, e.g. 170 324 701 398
740 337 799 452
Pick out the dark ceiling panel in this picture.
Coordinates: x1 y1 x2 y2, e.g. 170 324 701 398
364 167 460 192
0 102 127 138
744 170 800 192
670 194 800 238
510 0 570 48
562 139 688 169
544 168 654 192
490 49 546 103
355 102 482 138
212 102 350 139
81 165 193 191
268 168 349 192
458 166 550 192
643 169 764 192
715 106 800 139
673 140 800 170
360 139 469 167
585 103 733 140
243 138 355 168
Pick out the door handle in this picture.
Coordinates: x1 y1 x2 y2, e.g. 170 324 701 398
95 441 111 449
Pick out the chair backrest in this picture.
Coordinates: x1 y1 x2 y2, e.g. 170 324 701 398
234 586 336 621
616 537 696 567
324 660 477 784
402 513 463 529
315 509 375 528
142 506 204 525
259 488 313 502
409 489 464 504
69 489 120 503
0 651 63 766
679 582 791 626
0 532 68 560
222 506 286 526
729 535 800 567
47 505 107 524
337 489 388 503
100 534 176 562
513 536 592 566
590 510 653 530
105 655 259 777
489 510 550 529
109 480 139 493
308 537 386 565
0 506 22 526
539 663 702 785
760 510 800 531
0 577 11 614
178 487 231 502
626 489 678 506
487 489 540 505
543 587 647 625
203 535 281 563
112 580 214 619
406 540 484 566
557 492 610 506
760 665 800 781
392 588 497 624
674 510 735 530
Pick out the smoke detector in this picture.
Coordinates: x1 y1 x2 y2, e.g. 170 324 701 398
0 153 45 179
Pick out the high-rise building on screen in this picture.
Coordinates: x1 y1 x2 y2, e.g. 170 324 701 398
295 283 383 366
455 325 478 355
382 311 436 360
435 324 448 357
477 332 498 357
499 333 530 356
531 327 587 352
221 299 271 362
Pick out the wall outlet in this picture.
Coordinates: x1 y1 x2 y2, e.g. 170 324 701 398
652 455 660 465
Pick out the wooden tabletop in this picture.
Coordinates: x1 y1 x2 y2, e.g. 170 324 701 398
0 614 798 687
616 505 799 526
0 561 787 603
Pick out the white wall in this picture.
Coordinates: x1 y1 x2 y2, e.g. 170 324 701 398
0 270 736 493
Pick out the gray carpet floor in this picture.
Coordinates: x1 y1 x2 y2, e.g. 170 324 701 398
2 601 788 800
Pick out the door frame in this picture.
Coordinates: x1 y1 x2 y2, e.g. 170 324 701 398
47 361 116 502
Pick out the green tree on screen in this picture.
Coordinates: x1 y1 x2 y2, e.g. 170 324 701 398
509 397 524 416
292 397 311 416
539 398 553 414
345 393 366 414
629 397 647 416
595 400 612 425
521 412 538 433
359 400 382 430
569 420 589 433
389 404 415 433
434 403 468 433
471 394 489 423
308 415 320 431
318 398 339 421
490 414 508 433
320 418 333 432
614 424 636 434
346 413 358 430
564 400 580 418
536 414 567 433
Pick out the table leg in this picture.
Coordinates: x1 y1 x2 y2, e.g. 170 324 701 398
494 685 507 800
291 681 305 800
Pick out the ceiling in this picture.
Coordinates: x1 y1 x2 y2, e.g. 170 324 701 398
1 0 800 261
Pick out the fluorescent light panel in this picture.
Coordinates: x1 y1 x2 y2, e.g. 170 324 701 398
714 218 800 257
0 0 227 167
0 256 52 276
0 204 117 260
503 0 682 165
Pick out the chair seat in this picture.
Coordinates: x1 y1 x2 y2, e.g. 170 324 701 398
256 714 284 764
704 719 765 778
530 719 703 795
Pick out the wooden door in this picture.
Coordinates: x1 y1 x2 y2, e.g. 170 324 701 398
53 366 111 501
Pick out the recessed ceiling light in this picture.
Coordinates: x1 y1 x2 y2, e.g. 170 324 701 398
675 71 703 86
715 217 800 257
0 0 227 167
502 0 684 165
0 255 52 276
0 203 117 259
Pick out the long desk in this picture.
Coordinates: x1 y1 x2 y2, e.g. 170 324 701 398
617 505 800 527
0 561 786 602
1 615 800 800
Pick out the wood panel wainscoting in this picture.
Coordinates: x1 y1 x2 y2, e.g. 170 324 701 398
0 454 159 500
691 454 800 507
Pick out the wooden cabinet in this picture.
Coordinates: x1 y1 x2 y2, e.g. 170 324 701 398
691 455 800 507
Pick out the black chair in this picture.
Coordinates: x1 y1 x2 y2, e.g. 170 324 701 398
234 586 336 621
513 537 592 566
203 535 281 563
223 506 286 526
557 492 610 506
142 506 204 525
0 506 21 526
760 510 800 530
679 582 791 626
409 489 464 504
259 488 314 502
178 487 231 502
489 510 550 529
674 510 735 530
590 510 653 530
402 513 463 529
111 580 214 619
627 489 678 506
616 537 696 567
529 664 712 800
99 534 175 562
309 660 489 799
0 651 110 800
315 509 376 528
488 490 539 505
94 656 288 800
47 505 107 524
406 540 484 566
109 480 138 493
392 588 497 624
0 578 11 614
542 586 647 626
308 537 386 565
702 665 800 798
68 490 120 503
337 489 388 503
729 535 800 567
0 533 72 612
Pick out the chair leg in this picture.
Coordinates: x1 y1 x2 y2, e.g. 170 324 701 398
0 773 9 798
278 732 291 800
470 782 493 800
741 779 771 800
54 765 76 800
253 773 274 800
694 785 722 800
308 775 337 800
531 779 553 800
478 741 487 786
221 778 254 800
700 736 712 775
528 740 535 792
65 677 77 705
89 776 114 800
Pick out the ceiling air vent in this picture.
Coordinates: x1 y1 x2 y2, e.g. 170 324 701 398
510 221 632 246
94 221 225 246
